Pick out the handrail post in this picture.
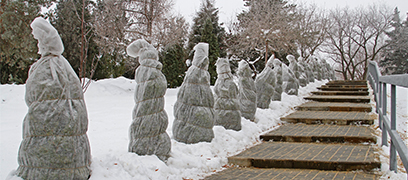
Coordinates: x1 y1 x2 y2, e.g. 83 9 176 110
390 85 397 172
382 83 388 147
378 82 383 130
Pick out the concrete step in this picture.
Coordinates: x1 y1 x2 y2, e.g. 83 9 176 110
311 91 369 96
281 111 375 125
326 80 367 86
228 142 380 171
205 167 378 180
304 95 370 103
296 102 372 112
321 85 368 88
317 87 369 91
260 124 376 144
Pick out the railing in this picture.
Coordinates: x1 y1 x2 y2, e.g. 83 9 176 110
367 61 408 173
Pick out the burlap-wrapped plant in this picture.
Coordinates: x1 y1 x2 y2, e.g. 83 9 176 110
237 60 256 121
214 58 241 131
16 17 91 180
173 43 215 144
127 39 171 161
255 56 276 108
282 62 299 96
271 58 283 101
288 55 307 87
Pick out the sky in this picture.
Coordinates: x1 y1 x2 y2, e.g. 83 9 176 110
174 0 408 26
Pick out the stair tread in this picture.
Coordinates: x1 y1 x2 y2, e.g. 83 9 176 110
260 124 376 143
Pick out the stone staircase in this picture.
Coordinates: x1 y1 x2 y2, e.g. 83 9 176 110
205 81 380 180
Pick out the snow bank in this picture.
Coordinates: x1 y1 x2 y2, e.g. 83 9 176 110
3 77 406 179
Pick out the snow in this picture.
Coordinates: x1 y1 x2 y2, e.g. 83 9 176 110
30 17 64 56
1 77 407 179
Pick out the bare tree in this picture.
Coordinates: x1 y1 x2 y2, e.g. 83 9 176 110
323 4 392 80
125 0 174 48
294 3 328 61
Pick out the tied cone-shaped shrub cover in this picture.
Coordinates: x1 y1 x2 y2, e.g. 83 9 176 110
288 55 307 87
237 60 256 121
272 58 283 101
126 39 171 161
173 43 215 144
255 56 276 108
300 57 315 83
16 17 91 180
282 61 299 96
214 58 241 131
312 57 323 81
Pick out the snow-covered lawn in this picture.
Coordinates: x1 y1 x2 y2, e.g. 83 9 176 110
1 77 406 179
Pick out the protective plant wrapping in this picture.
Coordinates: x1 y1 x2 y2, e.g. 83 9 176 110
321 59 335 80
237 60 256 121
282 62 299 95
126 39 171 161
172 43 215 144
312 57 323 81
325 60 336 80
271 58 283 101
214 58 241 131
288 55 307 87
16 17 91 180
255 56 276 108
300 58 315 83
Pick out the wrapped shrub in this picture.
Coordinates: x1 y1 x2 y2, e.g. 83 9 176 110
127 39 171 161
255 56 276 108
271 58 283 101
237 60 256 121
282 61 299 96
300 58 315 83
16 17 91 180
214 58 241 131
312 57 323 81
288 55 307 87
172 43 215 144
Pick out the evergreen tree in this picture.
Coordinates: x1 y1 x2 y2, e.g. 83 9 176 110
0 0 53 84
159 42 187 88
51 0 99 79
380 8 408 74
188 0 226 85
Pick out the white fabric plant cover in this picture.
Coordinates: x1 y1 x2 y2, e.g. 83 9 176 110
288 55 307 87
126 39 171 161
255 56 276 108
172 43 215 144
282 62 299 96
301 57 315 83
16 17 91 180
312 57 323 81
272 58 283 101
237 60 256 121
214 58 241 131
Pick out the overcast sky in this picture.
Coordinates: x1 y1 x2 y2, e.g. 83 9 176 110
174 0 408 26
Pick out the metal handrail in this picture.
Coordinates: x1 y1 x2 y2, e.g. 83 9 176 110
367 61 408 174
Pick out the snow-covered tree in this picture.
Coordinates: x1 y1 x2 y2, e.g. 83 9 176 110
255 55 276 108
214 58 241 131
16 17 91 179
173 43 215 144
380 8 408 75
127 39 171 161
237 60 257 121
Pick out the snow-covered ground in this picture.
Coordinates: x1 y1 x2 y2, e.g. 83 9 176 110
1 77 406 179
